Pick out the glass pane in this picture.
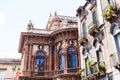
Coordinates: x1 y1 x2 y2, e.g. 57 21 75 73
68 54 72 68
60 56 64 69
108 0 115 4
72 54 76 68
116 35 120 50
36 52 44 56
36 58 40 65
82 22 87 36
115 34 120 59
35 51 45 71
67 47 76 68
92 10 98 27
68 47 75 52
40 59 45 65
59 49 64 54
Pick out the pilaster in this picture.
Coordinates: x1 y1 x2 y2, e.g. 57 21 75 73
64 52 67 73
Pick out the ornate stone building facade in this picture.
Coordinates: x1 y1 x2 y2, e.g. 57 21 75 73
77 0 120 80
0 58 21 80
18 13 80 80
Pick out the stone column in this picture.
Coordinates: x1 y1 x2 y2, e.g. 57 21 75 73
22 42 29 76
64 51 67 73
23 42 29 71
49 45 52 71
28 44 33 70
77 47 80 68
31 56 35 71
54 45 57 70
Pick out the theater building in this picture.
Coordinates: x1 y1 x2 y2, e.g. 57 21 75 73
18 13 80 80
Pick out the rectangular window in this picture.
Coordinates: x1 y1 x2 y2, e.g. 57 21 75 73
92 10 98 26
82 22 87 37
0 71 5 80
61 56 64 69
115 34 120 59
72 54 76 68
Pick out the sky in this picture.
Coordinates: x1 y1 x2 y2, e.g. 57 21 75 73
0 0 85 58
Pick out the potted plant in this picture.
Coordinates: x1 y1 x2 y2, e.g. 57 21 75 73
98 63 106 76
86 59 92 67
98 63 105 70
81 73 85 78
102 4 117 20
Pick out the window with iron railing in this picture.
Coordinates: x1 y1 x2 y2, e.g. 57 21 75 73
112 25 120 61
94 40 105 71
82 49 93 76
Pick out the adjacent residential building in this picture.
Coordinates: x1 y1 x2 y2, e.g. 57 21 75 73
0 58 21 80
18 13 80 80
77 0 120 80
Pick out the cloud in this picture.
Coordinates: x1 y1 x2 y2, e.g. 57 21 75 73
0 11 5 25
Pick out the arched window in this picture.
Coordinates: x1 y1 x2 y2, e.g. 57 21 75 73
35 51 45 71
83 49 90 76
93 39 104 63
58 49 64 69
112 25 120 59
82 48 94 76
67 47 76 68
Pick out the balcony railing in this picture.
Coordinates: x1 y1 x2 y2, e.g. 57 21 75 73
31 71 54 77
54 69 64 75
102 4 118 23
31 68 80 77
87 0 96 10
88 22 99 36
78 32 88 45
67 68 79 73
80 61 106 80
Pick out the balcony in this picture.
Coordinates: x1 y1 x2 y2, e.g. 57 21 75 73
86 0 96 10
31 71 54 77
31 68 80 77
103 4 119 23
54 69 64 75
67 68 79 73
88 22 100 36
80 61 106 80
78 32 88 46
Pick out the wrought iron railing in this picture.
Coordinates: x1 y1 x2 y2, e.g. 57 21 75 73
31 71 54 76
54 69 64 75
31 68 80 77
67 67 80 73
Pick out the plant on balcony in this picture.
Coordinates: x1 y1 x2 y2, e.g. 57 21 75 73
88 23 96 31
103 4 117 20
98 63 106 76
81 72 85 78
86 59 92 67
98 63 106 71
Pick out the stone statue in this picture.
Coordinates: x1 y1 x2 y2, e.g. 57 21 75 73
27 20 34 30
